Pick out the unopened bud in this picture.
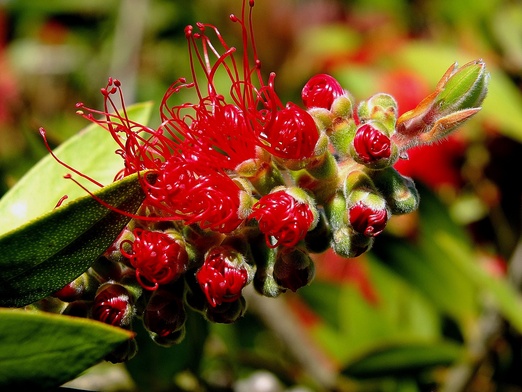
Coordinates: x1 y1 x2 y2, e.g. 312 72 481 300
395 59 489 149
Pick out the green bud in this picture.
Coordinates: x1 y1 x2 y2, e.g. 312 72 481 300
395 59 489 149
357 93 398 132
273 247 315 291
371 167 420 215
331 226 374 259
308 107 334 131
331 94 354 119
251 236 283 297
328 118 357 158
304 208 332 253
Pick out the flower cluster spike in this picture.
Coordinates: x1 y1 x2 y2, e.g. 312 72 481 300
41 0 489 356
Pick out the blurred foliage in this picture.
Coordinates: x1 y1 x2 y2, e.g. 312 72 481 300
1 0 522 391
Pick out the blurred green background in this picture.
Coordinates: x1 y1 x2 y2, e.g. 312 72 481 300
1 0 522 391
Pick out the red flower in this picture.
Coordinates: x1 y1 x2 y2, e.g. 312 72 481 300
195 246 249 307
91 283 134 327
142 156 244 233
349 202 388 237
249 189 315 248
301 73 345 110
260 102 319 160
120 228 188 290
353 123 391 163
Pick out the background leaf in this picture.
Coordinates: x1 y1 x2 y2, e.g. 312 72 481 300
0 308 134 389
0 101 153 236
0 173 145 307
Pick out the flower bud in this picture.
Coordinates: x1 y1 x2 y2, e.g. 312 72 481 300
348 201 389 237
251 237 283 298
120 228 189 291
344 171 390 237
262 102 319 161
52 272 99 302
357 93 398 131
395 59 489 149
371 167 420 215
304 209 332 254
91 282 135 327
249 187 318 248
142 286 186 345
350 122 399 169
195 245 253 307
204 295 247 324
302 73 345 110
273 247 315 292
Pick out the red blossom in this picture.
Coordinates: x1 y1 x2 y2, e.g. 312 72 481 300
353 123 391 163
195 246 249 307
120 228 188 290
301 73 345 110
260 102 319 160
142 156 244 233
349 202 388 237
249 190 315 248
91 283 133 327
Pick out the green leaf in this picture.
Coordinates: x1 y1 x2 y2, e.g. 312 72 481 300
0 101 153 236
0 308 134 389
342 340 463 378
0 173 145 307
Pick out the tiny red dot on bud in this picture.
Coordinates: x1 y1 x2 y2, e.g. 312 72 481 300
184 25 193 37
230 14 238 22
114 79 121 87
75 102 84 108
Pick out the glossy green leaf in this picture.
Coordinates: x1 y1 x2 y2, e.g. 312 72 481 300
0 101 153 236
342 340 463 378
0 173 145 307
0 308 134 389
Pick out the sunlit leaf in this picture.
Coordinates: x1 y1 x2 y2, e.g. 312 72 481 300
0 308 134 389
0 101 153 236
0 173 145 307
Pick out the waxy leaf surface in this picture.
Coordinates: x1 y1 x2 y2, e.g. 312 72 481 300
0 308 134 389
0 173 145 307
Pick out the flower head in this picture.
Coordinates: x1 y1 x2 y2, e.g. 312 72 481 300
249 187 317 248
260 102 320 160
141 156 245 233
302 73 345 110
352 123 392 164
195 245 250 307
120 228 188 290
349 202 389 237
91 283 134 327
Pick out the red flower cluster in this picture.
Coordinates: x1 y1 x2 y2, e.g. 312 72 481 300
41 0 487 339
